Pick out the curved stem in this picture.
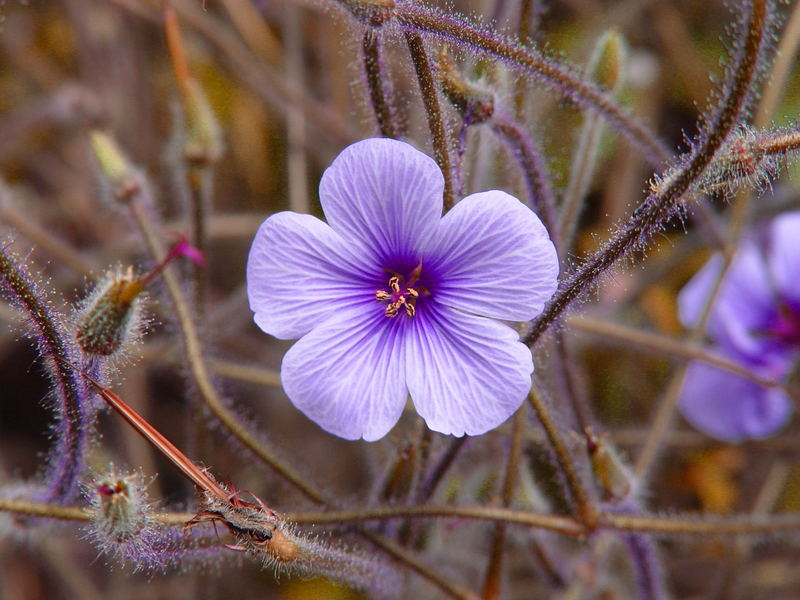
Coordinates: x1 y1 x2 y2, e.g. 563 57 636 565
523 0 770 347
395 5 670 167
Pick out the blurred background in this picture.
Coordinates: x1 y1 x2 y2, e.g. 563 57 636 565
1 0 800 598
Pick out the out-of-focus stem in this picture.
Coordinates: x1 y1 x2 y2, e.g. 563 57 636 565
481 407 526 600
490 115 559 245
284 3 310 215
528 387 597 528
569 315 785 390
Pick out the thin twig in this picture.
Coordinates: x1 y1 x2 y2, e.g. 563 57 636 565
404 31 456 210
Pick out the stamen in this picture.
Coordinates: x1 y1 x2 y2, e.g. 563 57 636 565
375 264 428 318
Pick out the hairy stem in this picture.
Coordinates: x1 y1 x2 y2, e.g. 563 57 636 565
362 30 398 138
0 248 90 503
395 5 670 167
404 30 456 210
523 0 770 347
528 387 597 527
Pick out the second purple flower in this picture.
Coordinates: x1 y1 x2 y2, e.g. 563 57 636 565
247 138 558 441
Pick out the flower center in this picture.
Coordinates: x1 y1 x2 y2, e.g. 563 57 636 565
375 262 429 318
764 301 800 346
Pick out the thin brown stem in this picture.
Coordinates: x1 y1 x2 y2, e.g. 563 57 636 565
362 30 397 138
481 407 526 600
127 197 327 505
527 387 597 527
361 531 481 600
404 31 455 211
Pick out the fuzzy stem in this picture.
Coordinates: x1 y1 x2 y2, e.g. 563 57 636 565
528 387 597 528
523 0 770 347
11 496 800 539
415 436 468 503
569 315 785 390
0 248 90 503
126 197 326 505
362 30 398 138
395 5 670 167
404 30 456 211
481 407 526 600
489 114 559 245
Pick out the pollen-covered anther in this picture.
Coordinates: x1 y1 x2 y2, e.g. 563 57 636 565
375 268 428 318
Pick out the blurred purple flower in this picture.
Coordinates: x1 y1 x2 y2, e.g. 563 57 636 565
247 138 558 441
679 212 800 442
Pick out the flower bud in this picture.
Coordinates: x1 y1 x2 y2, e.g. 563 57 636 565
89 471 147 543
75 238 204 358
76 267 144 358
88 130 144 204
183 79 224 168
588 29 626 93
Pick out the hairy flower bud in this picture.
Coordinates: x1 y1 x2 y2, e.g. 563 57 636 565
183 79 224 167
88 130 145 204
88 470 149 543
588 29 626 93
75 238 203 359
75 267 145 358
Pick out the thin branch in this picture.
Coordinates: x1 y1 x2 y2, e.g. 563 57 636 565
404 31 456 210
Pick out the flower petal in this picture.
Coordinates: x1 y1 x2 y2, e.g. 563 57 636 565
247 212 376 340
422 191 558 321
678 243 778 362
405 303 533 436
679 359 791 443
319 138 443 267
281 305 408 441
769 211 800 309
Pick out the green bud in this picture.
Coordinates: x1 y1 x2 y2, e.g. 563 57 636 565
76 267 144 357
588 29 626 93
88 131 142 203
183 79 224 167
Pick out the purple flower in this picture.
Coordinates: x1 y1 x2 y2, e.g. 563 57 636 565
678 212 800 442
247 138 558 441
